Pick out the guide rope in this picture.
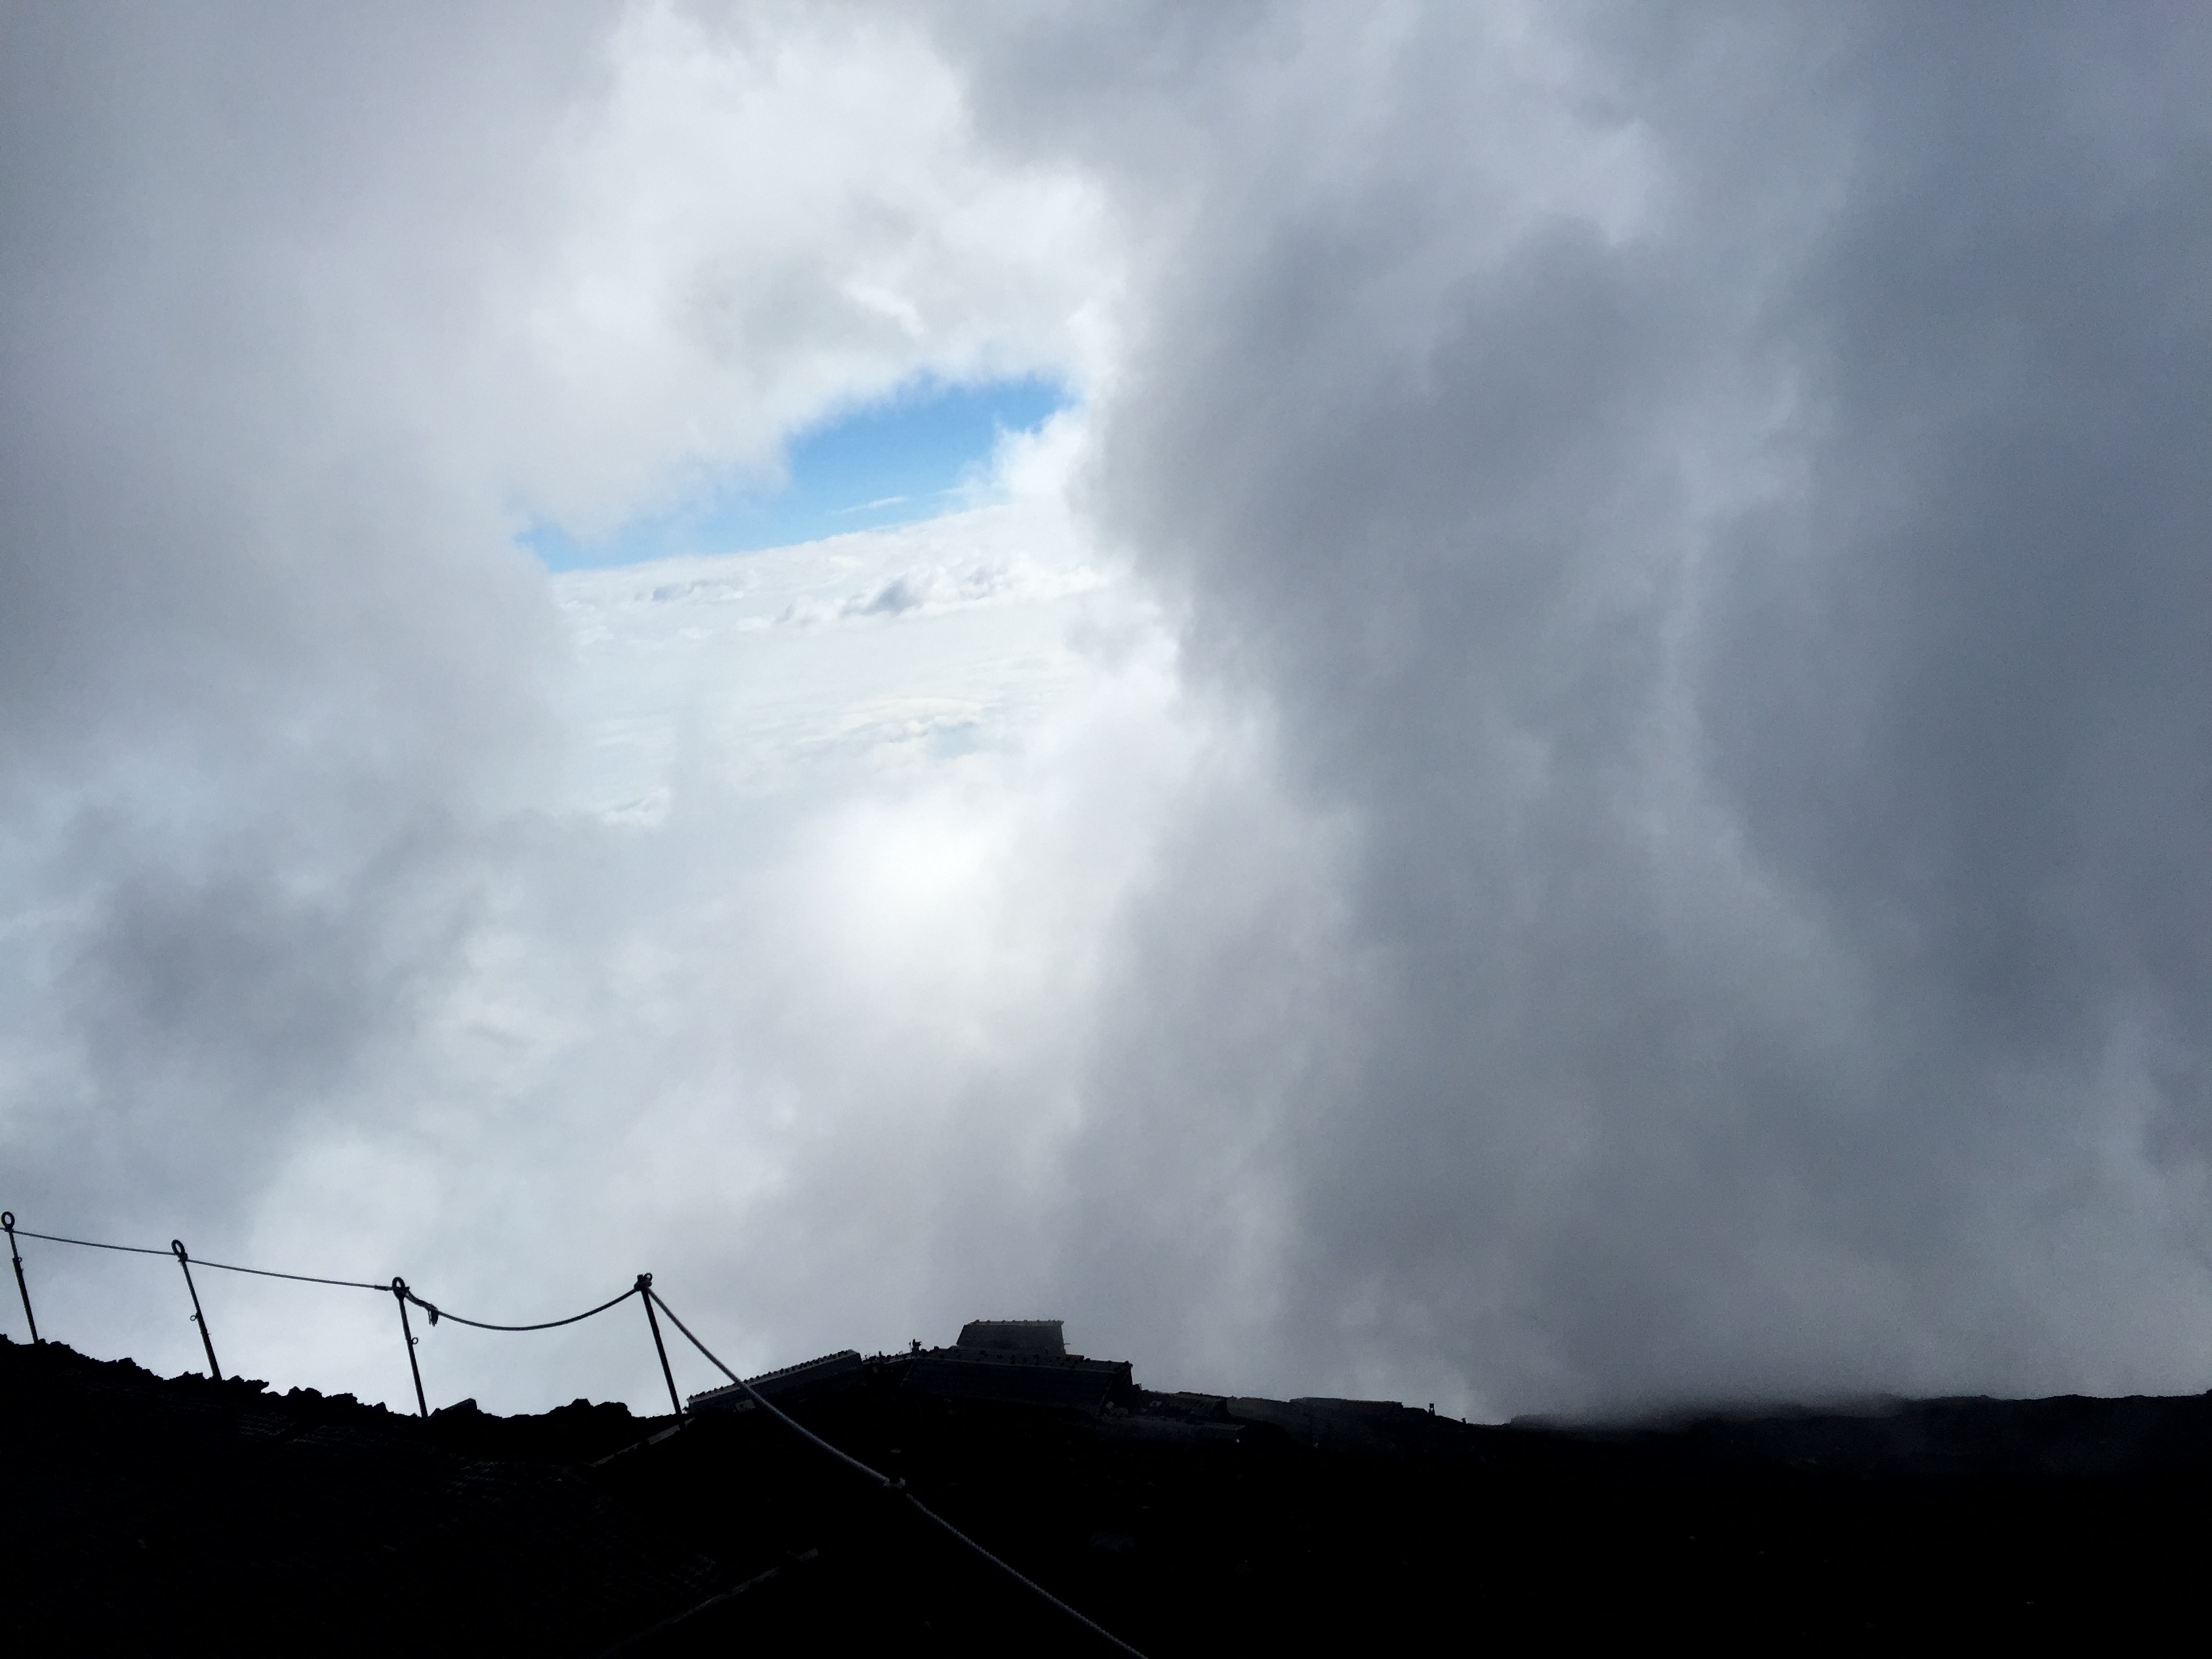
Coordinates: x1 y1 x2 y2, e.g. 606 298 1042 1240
184 1257 389 1292
5 1224 386 1288
6 1225 174 1259
395 1282 640 1332
647 1288 1150 1659
1 1210 1149 1656
5 1220 640 1329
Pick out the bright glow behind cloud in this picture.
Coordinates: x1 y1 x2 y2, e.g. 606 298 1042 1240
0 1 1151 1408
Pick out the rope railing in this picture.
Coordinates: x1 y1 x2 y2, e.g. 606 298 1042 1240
0 1212 656 1411
646 1288 1148 1657
0 1208 1149 1656
394 1280 642 1333
6 1225 390 1291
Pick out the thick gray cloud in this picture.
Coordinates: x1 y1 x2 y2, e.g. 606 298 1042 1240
937 3 2212 1410
5 2 2211 1418
0 1 583 1244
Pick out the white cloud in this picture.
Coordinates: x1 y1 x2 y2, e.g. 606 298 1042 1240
475 1 1121 533
0 0 1145 1405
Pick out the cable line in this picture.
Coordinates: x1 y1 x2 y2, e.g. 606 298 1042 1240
9 1225 385 1289
190 1258 386 1292
4 1220 633 1324
1 1207 1147 1654
397 1282 639 1332
646 1289 1150 1659
7 1226 173 1259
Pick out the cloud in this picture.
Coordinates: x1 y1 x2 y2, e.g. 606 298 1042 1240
937 2 2212 1412
6 2 2212 1422
0 1 1130 1400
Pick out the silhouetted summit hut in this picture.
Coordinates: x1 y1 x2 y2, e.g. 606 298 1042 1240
956 1319 1065 1356
687 1319 1132 1418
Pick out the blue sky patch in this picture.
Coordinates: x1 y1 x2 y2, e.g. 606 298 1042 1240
523 375 1070 571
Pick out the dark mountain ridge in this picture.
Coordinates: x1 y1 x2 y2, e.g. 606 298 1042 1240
5 1330 2206 1652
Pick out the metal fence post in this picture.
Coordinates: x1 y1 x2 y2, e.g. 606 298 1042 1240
392 1277 428 1418
171 1240 222 1381
637 1274 684 1420
2 1213 35 1343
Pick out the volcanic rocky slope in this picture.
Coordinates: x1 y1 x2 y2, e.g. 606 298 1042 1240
4 1330 2209 1653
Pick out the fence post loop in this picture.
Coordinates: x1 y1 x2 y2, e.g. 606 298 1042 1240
171 1240 222 1382
2 1213 35 1343
637 1274 684 1421
391 1277 429 1418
